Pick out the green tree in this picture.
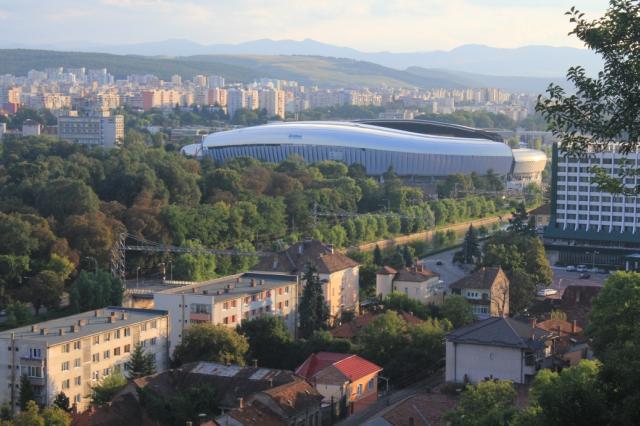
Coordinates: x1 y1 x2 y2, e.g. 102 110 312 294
441 295 474 329
52 392 70 412
456 225 481 264
358 311 408 368
299 266 329 338
524 360 607 426
507 203 535 236
536 1 640 194
19 270 63 315
18 375 35 410
125 343 157 378
373 245 383 266
586 272 640 424
14 400 44 426
89 372 127 407
41 406 72 426
446 380 517 426
238 316 293 369
173 323 249 366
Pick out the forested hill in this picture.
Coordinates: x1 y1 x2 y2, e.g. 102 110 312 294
0 49 553 91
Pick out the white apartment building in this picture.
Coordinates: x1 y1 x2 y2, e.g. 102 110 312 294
0 307 169 412
226 88 247 119
58 112 124 148
259 88 285 118
153 272 299 355
545 143 640 269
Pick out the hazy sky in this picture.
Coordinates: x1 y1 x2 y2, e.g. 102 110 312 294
0 0 609 51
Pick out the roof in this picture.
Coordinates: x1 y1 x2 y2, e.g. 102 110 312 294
71 392 156 426
446 317 550 350
223 404 282 426
364 392 458 426
358 119 504 142
529 203 551 216
201 121 515 158
376 266 397 275
258 379 323 417
393 266 438 282
537 318 582 335
252 240 359 275
449 267 507 291
0 307 167 346
331 311 422 339
295 352 382 383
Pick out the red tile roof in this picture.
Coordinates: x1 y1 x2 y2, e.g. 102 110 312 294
295 352 382 383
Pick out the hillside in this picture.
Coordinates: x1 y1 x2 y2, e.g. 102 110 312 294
0 49 556 92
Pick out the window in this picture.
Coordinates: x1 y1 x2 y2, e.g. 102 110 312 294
92 371 99 381
104 333 111 342
231 315 237 323
103 368 111 376
150 320 157 329
74 358 81 368
93 336 100 345
357 384 363 395
223 302 229 310
124 344 131 353
124 328 130 337
29 348 42 359
25 366 43 378
223 317 229 324
62 379 70 390
62 343 70 353
231 300 237 308
367 378 374 390
103 350 110 360
74 395 81 403
92 353 100 363
285 300 289 307
114 329 121 339
141 322 147 332
61 361 70 371
74 376 81 386
73 341 81 350
114 347 121 356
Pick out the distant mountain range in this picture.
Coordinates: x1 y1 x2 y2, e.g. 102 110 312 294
0 49 565 93
0 38 602 78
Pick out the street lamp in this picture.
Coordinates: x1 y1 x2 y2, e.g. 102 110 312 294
586 251 600 270
136 267 141 289
158 262 166 282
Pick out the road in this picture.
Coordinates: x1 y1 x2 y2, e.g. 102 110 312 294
545 266 607 299
419 247 468 289
336 372 444 426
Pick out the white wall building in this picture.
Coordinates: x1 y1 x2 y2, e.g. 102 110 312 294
58 112 124 148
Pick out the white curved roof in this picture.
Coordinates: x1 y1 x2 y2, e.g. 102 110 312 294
512 148 547 174
201 121 514 158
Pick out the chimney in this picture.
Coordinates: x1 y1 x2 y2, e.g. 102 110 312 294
224 288 229 293
298 244 304 254
250 279 256 287
94 309 101 317
236 277 241 284
186 422 193 426
58 329 65 336
191 288 196 293
530 318 537 329
40 328 48 335
572 320 577 334
203 290 208 295
252 359 258 368
260 279 265 286
108 316 116 323
120 313 128 321
237 397 244 410
268 379 273 388
31 325 39 333
78 319 87 326
326 244 334 254
71 324 80 333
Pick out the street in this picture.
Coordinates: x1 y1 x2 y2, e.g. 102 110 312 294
419 247 468 289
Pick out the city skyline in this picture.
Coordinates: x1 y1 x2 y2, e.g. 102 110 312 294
0 0 608 52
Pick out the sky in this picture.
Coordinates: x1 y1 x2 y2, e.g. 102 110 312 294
0 0 609 51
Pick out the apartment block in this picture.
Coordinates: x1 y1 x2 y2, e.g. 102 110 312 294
545 143 640 270
58 112 124 148
153 272 299 355
0 307 169 412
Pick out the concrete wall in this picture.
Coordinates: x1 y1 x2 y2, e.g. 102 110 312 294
376 274 394 298
446 341 526 384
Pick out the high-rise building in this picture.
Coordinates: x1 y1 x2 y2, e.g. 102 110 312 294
208 75 225 88
259 88 285 118
193 75 208 87
170 74 182 86
226 88 247 118
0 307 169 412
207 87 227 107
58 111 124 148
21 119 41 136
545 143 640 270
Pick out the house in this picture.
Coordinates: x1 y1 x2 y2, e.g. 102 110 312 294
252 240 360 322
448 267 509 318
445 317 551 384
296 352 383 415
560 285 602 327
362 392 458 426
215 380 323 426
529 203 551 232
536 318 592 366
331 311 423 340
375 265 443 304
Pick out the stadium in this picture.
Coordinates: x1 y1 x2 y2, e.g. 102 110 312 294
182 121 545 183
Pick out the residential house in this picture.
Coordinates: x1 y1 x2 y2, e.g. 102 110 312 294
362 392 458 426
252 240 360 322
375 265 443 304
536 318 592 366
445 317 551 384
529 203 551 232
216 380 323 426
296 352 382 415
448 267 509 318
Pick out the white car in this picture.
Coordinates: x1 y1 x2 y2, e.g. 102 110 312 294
537 288 559 297
576 265 588 272
565 265 576 272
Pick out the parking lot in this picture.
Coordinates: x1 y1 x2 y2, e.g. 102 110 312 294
546 265 607 299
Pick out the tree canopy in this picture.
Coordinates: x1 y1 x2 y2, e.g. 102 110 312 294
173 323 249 366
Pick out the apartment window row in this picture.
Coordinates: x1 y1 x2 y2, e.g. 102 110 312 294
90 327 130 346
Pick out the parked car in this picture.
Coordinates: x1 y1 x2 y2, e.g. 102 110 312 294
566 265 576 272
579 273 591 279
537 288 559 297
576 265 588 272
436 260 443 266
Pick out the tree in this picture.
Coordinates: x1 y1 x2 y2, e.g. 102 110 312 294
14 400 44 426
358 311 408 369
445 380 517 426
536 1 640 194
299 266 329 338
19 270 63 315
89 372 127 407
68 270 123 313
41 406 72 426
586 272 640 424
19 375 34 410
441 295 474 329
373 245 383 266
52 392 70 412
507 203 535 236
524 360 608 426
402 245 414 267
173 323 249 366
125 343 157 378
456 225 481 264
238 316 293 369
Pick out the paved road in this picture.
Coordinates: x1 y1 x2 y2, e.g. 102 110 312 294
337 372 444 426
419 247 468 289
545 266 607 299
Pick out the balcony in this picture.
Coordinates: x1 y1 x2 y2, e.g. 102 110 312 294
189 312 211 322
